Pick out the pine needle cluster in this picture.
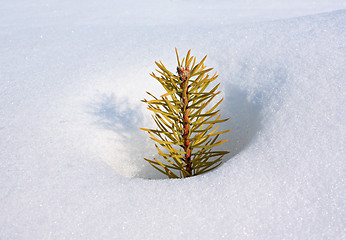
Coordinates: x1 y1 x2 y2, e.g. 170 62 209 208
141 49 230 178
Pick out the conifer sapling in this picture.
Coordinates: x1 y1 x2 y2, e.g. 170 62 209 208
141 49 230 178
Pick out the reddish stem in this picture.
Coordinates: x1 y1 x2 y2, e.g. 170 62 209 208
177 66 192 176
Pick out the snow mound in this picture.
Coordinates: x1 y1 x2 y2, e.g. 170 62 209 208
0 1 345 239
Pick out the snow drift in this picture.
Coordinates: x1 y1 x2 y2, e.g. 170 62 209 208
0 1 345 239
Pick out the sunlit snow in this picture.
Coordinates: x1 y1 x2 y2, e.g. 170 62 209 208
0 0 345 239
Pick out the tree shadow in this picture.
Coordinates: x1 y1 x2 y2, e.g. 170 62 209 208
87 93 165 179
88 93 141 135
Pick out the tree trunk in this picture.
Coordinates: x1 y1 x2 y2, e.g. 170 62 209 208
178 66 192 176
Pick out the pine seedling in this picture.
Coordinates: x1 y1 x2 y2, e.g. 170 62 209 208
141 49 230 178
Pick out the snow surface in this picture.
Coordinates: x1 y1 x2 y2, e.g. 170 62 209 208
1 0 345 239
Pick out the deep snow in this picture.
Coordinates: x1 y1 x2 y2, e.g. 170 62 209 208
1 1 345 239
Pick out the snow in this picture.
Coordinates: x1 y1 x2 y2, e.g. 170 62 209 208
1 0 345 239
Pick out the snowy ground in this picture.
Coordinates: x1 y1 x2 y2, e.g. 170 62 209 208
1 0 345 239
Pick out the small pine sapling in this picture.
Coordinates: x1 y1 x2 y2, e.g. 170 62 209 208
141 49 230 178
